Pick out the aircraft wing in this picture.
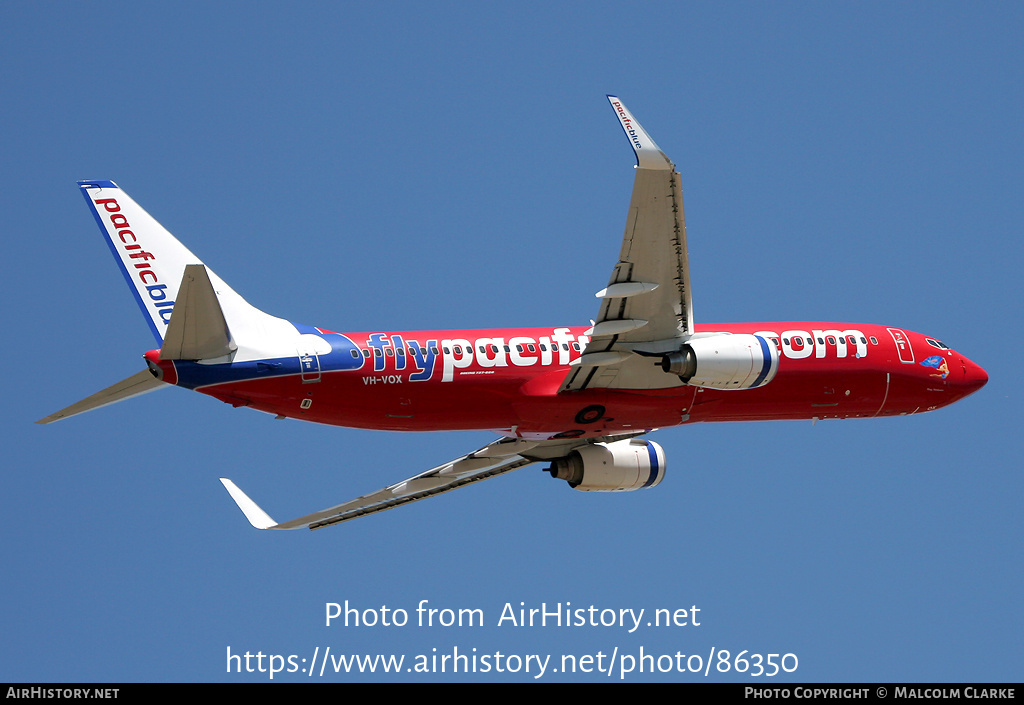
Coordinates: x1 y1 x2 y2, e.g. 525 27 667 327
561 97 693 392
220 434 641 530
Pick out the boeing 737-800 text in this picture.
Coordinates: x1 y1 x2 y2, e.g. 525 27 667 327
38 97 988 530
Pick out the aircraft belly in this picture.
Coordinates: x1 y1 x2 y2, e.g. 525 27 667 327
509 387 688 437
199 373 524 432
687 367 893 422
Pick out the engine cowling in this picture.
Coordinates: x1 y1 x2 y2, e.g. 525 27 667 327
660 333 778 390
547 439 666 492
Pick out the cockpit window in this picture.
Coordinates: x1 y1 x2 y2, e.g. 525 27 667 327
925 338 951 350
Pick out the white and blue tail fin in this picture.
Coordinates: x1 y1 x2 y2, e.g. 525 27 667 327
78 181 295 360
38 183 303 425
80 180 217 344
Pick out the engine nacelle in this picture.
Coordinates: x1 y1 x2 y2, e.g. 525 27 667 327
660 333 778 390
547 439 666 492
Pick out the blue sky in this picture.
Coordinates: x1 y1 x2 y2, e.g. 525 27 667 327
2 2 1020 682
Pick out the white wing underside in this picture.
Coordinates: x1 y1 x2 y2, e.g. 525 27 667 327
560 97 693 392
221 433 643 530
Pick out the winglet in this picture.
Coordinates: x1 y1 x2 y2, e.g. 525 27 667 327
219 478 280 529
606 96 673 171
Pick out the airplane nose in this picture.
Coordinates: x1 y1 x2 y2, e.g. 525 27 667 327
959 356 988 395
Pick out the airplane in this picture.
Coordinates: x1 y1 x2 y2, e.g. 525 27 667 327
38 96 988 531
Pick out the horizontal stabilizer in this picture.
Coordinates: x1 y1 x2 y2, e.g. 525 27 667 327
36 370 164 424
160 264 236 361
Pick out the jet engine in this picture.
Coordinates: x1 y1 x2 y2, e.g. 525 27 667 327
547 439 665 492
660 334 778 390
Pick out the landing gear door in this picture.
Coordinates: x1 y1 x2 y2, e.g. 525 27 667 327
297 333 332 383
887 328 916 364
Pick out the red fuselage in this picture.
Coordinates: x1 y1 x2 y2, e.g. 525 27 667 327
170 322 987 440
